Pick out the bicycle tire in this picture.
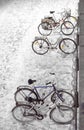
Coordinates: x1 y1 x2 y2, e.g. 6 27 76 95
61 21 74 35
38 22 52 36
51 90 75 108
14 88 38 105
59 38 77 54
12 104 37 122
32 38 49 55
64 16 77 27
49 105 74 125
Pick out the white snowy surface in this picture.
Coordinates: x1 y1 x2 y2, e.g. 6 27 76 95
0 0 79 130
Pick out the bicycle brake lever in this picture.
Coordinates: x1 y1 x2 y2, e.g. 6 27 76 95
46 82 52 85
49 72 55 75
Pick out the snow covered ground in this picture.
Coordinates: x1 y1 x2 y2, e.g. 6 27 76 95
0 0 79 130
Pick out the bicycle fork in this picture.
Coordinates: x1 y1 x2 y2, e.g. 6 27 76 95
56 91 65 103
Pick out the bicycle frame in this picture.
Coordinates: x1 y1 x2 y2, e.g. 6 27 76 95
33 85 54 100
44 35 62 47
51 10 71 24
51 13 64 24
32 84 64 102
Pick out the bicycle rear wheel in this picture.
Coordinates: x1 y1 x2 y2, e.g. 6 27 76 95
12 104 37 122
61 21 74 35
32 39 49 55
59 38 77 54
49 105 74 125
38 22 52 36
51 90 75 108
15 88 38 105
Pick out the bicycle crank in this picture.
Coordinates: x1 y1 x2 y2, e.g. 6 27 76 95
36 114 44 120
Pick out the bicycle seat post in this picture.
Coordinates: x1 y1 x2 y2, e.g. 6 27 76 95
50 11 56 22
52 84 56 91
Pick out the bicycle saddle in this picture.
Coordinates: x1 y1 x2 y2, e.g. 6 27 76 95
28 79 36 84
50 11 55 14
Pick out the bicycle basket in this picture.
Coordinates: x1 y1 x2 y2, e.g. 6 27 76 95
42 17 55 24
65 9 71 17
62 9 71 18
41 21 52 30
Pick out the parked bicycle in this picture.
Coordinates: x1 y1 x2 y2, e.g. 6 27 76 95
12 102 74 124
32 36 77 55
14 73 75 107
38 9 77 36
12 73 75 124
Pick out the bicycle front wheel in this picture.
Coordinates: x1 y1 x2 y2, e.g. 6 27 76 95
15 88 38 105
51 90 75 108
32 39 49 55
64 16 77 27
61 21 74 35
59 38 77 54
12 104 37 122
38 22 52 36
49 105 74 125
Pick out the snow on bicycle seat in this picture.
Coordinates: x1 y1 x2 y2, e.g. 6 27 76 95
50 11 55 14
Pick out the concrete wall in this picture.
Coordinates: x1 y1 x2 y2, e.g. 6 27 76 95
79 0 84 130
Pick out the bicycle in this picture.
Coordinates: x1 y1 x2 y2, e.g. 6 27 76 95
12 72 75 124
14 73 75 108
32 35 77 55
38 9 77 36
12 102 74 124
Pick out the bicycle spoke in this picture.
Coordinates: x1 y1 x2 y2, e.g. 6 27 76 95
61 21 74 35
32 39 49 55
51 91 74 107
49 105 74 124
15 88 38 104
38 22 52 36
59 38 77 54
19 90 27 99
12 104 37 122
65 16 77 27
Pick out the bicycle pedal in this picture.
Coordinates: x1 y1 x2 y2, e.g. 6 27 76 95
46 104 49 107
55 47 57 49
44 114 47 117
50 47 55 49
36 114 44 120
42 93 45 96
38 106 40 108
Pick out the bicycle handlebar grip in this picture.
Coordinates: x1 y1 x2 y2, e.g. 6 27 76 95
46 82 52 85
50 72 55 75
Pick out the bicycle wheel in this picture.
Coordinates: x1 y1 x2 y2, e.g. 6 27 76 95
12 104 37 122
15 88 38 105
32 38 49 55
38 22 52 36
61 21 74 35
59 38 77 54
64 16 77 27
51 90 75 108
49 105 74 125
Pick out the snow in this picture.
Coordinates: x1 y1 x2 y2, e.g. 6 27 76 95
0 0 79 130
